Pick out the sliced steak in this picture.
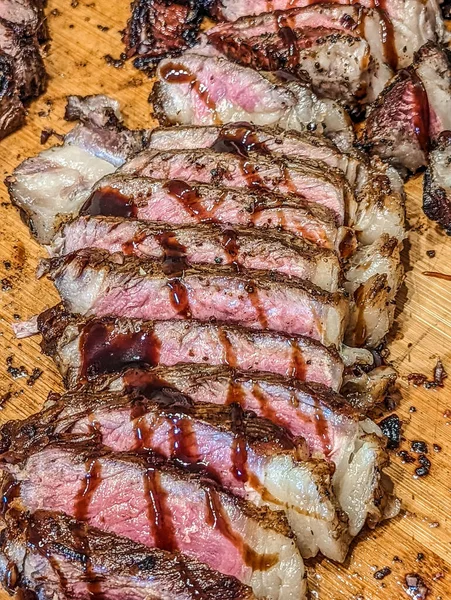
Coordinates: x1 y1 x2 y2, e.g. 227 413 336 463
41 249 349 346
0 17 46 99
82 175 340 250
151 53 354 150
203 5 393 103
423 131 451 233
0 510 256 600
7 96 151 244
124 0 206 70
51 217 342 291
147 123 365 188
119 149 355 225
1 390 351 562
36 305 344 389
94 364 400 537
0 51 24 139
3 442 307 599
209 0 447 69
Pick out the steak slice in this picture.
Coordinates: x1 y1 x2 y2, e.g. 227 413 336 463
147 123 365 188
3 443 307 599
92 364 400 538
1 389 350 562
82 175 340 250
123 0 206 70
151 53 354 151
41 249 349 346
7 96 151 244
203 5 393 103
0 51 24 139
36 305 344 390
120 148 355 225
423 131 451 233
0 510 256 600
51 216 342 291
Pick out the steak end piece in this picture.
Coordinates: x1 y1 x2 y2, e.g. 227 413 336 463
0 509 257 600
423 131 451 233
0 51 25 139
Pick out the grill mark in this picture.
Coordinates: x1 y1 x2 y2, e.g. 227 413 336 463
79 321 161 381
143 467 177 551
160 62 220 124
204 485 278 571
81 186 138 218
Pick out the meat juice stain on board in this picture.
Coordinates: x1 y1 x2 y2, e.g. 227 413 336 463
160 62 220 124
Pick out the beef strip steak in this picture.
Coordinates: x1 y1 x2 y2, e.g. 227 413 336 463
151 52 354 151
82 175 340 250
97 364 400 537
119 148 355 225
3 442 307 599
423 131 451 233
51 217 342 291
0 510 256 600
1 389 351 562
37 305 344 389
41 248 349 347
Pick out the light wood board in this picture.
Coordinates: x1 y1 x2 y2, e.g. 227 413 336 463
0 1 450 598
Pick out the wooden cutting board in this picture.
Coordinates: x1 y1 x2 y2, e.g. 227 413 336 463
0 1 450 598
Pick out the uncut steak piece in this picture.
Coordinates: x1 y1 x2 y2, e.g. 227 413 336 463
1 389 350 562
2 442 307 599
124 0 209 70
37 305 344 390
51 217 342 291
41 249 349 347
151 53 354 151
148 123 365 188
94 365 400 538
7 95 151 244
0 510 256 600
423 131 451 233
82 175 340 250
119 148 355 225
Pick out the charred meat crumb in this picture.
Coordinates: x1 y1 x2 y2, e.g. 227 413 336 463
1 278 12 291
398 450 416 464
415 455 431 478
426 250 436 258
404 573 429 599
416 553 425 561
433 444 442 453
411 441 428 454
374 567 392 580
378 414 402 450
407 373 428 387
26 367 43 387
104 54 125 68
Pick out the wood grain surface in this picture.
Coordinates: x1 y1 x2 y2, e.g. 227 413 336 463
0 1 449 598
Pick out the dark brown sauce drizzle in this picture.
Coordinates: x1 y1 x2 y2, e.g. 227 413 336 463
225 377 246 407
204 485 277 571
167 279 191 318
239 159 267 189
131 399 154 450
81 186 138 218
143 467 177 551
79 321 161 381
374 0 398 71
313 399 332 458
73 459 105 599
251 383 278 424
245 281 269 329
0 475 20 517
274 10 298 70
165 180 215 223
157 231 188 277
423 271 451 281
218 327 237 367
211 124 270 157
229 403 248 483
169 414 199 465
290 341 307 380
160 62 219 124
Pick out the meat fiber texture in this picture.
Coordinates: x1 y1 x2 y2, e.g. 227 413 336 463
0 510 258 600
4 443 307 600
36 306 345 390
41 248 349 348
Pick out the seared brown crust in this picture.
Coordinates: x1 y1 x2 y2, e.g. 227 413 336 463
123 0 208 71
42 248 346 306
423 131 451 233
0 51 24 139
0 510 256 599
